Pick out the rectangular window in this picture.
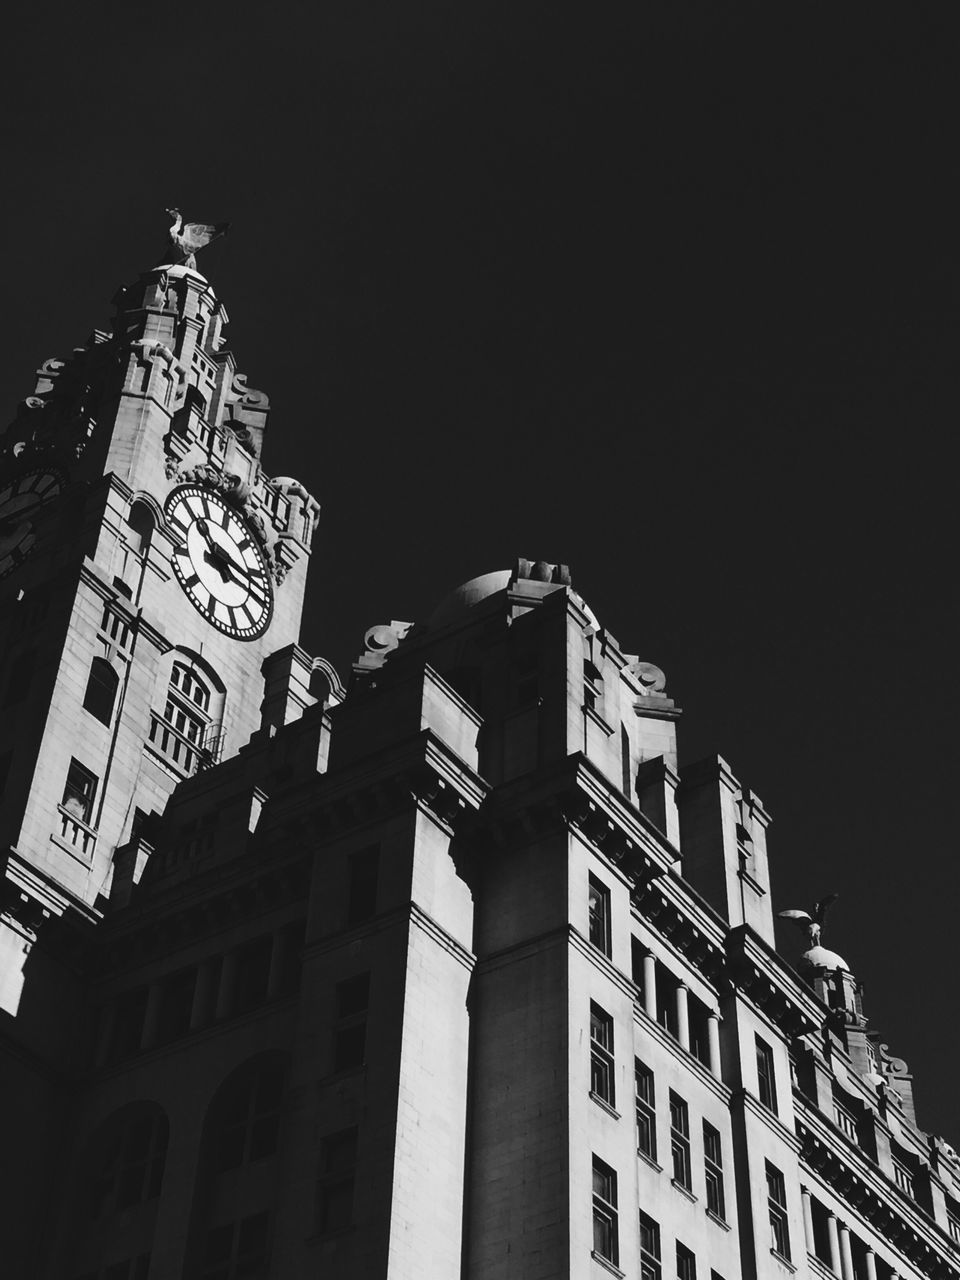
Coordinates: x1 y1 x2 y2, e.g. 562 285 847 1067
318 1127 358 1233
62 759 98 824
766 1161 790 1261
333 973 369 1072
635 1060 657 1162
756 1036 778 1113
347 846 380 925
703 1121 725 1220
639 1211 661 1280
592 1156 618 1266
676 1242 696 1280
833 1098 859 1142
892 1157 914 1197
669 1091 691 1190
202 1211 270 1280
948 1212 960 1244
590 1003 615 1107
588 874 611 956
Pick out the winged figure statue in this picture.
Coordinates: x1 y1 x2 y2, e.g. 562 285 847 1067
777 893 839 948
161 208 230 270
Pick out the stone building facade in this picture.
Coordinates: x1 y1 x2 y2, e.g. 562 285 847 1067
1 264 958 1280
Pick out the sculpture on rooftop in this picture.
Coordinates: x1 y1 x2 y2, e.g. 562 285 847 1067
160 208 230 271
778 893 839 948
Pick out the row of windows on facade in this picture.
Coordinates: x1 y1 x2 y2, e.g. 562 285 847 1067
99 922 304 1064
590 1018 728 1223
591 1152 790 1274
588 876 786 1121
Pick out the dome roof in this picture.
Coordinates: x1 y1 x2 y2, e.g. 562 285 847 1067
799 945 849 973
428 570 513 626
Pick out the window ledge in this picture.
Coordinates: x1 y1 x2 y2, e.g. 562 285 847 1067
706 1208 730 1231
770 1249 796 1273
671 1179 697 1203
637 1150 662 1173
590 1251 625 1277
590 1092 621 1120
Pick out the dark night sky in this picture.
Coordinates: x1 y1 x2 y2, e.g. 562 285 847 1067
2 4 957 1134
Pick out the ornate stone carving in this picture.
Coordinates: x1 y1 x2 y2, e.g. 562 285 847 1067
628 660 667 694
353 621 415 677
515 557 571 585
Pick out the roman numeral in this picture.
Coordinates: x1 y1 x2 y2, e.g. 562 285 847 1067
184 573 200 588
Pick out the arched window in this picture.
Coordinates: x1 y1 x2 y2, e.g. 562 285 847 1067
210 1057 286 1173
148 656 224 775
83 657 120 726
92 1105 168 1219
127 501 155 556
186 1055 288 1279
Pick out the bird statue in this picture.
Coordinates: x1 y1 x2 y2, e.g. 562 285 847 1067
778 893 839 948
161 208 230 271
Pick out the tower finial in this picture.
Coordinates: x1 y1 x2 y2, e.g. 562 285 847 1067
159 207 230 271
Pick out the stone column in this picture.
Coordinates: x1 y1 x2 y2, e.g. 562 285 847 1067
643 950 657 1021
838 1221 854 1280
864 1247 878 1280
215 948 238 1020
140 980 163 1050
826 1212 841 1276
190 958 218 1030
800 1186 815 1254
707 1011 722 1077
676 982 690 1052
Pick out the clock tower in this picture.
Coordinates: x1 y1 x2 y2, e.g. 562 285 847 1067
0 256 320 1015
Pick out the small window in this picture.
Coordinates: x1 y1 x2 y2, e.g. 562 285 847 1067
347 846 379 926
756 1036 778 1113
201 1211 270 1280
948 1210 960 1244
318 1127 358 1233
590 1003 615 1106
703 1121 725 1220
212 1060 286 1173
639 1211 661 1280
92 1108 168 1220
766 1161 790 1260
892 1155 914 1198
62 759 98 824
635 1060 657 1162
669 1091 691 1190
83 658 120 726
677 1242 697 1280
334 974 370 1072
833 1095 859 1143
592 1156 618 1266
588 874 611 956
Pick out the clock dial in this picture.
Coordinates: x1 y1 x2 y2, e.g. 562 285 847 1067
0 469 63 578
166 485 273 639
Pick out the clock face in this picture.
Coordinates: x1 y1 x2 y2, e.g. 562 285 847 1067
166 485 273 639
0 469 63 578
